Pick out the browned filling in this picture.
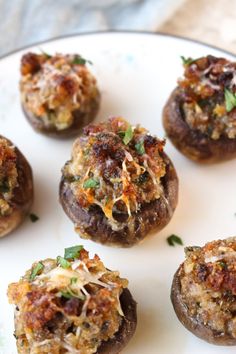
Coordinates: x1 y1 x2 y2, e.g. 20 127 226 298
180 238 236 338
178 55 236 139
62 117 166 225
20 52 99 130
0 138 18 216
8 247 128 354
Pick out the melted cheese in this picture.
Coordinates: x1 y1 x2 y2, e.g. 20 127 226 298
32 259 123 327
35 263 111 292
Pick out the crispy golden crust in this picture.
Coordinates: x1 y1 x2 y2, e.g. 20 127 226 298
171 266 236 345
22 93 100 139
20 52 100 138
163 88 236 163
60 151 178 247
63 117 167 214
171 238 236 345
12 288 136 354
0 136 33 237
8 247 137 353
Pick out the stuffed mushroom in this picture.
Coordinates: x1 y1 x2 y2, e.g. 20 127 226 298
60 117 178 247
0 136 33 237
171 237 236 345
8 245 137 354
163 55 236 163
20 52 100 138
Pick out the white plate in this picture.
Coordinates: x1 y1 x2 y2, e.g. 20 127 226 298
0 32 236 354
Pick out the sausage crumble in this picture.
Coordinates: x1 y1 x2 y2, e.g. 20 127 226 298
179 237 236 339
62 117 167 228
20 52 99 131
8 246 128 354
178 55 236 139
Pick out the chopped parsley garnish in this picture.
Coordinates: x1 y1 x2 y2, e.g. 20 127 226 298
57 256 71 269
66 175 81 183
64 245 83 260
167 234 183 247
30 262 44 281
123 125 133 145
136 171 149 185
60 289 85 300
72 56 92 65
180 56 200 66
218 261 227 269
118 131 125 138
224 88 236 112
135 141 145 155
40 49 51 59
198 98 209 108
70 277 78 285
72 175 81 182
29 213 39 223
0 181 10 193
83 178 100 189
60 290 74 299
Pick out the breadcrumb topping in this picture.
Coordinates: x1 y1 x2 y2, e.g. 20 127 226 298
8 246 128 354
179 55 236 139
180 237 236 338
20 52 99 130
63 117 166 227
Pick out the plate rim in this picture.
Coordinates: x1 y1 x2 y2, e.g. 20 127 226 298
1 30 235 61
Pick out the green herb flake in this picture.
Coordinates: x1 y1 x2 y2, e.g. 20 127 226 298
60 290 73 299
224 88 236 112
118 131 125 139
40 49 52 59
83 178 100 189
70 277 78 285
29 213 39 223
167 234 183 247
180 56 199 66
136 171 149 185
0 181 10 193
135 141 145 155
72 175 81 182
123 125 133 145
66 175 81 183
57 256 71 269
72 56 93 65
64 245 84 260
218 261 227 269
59 288 85 300
30 262 44 281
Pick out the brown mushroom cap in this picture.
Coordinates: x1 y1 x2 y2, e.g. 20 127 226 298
163 88 236 163
0 137 33 238
59 152 178 247
171 265 236 346
96 288 137 354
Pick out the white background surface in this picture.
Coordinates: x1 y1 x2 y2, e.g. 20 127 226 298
0 32 236 354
